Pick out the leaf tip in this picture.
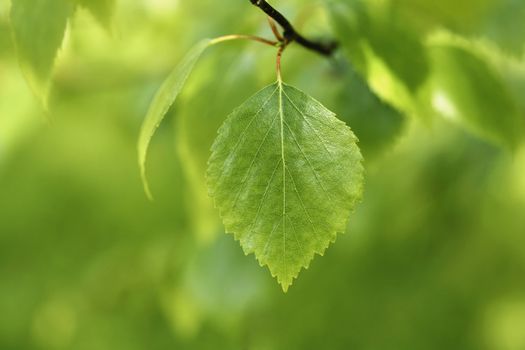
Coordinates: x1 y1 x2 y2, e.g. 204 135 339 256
18 64 51 111
140 166 154 202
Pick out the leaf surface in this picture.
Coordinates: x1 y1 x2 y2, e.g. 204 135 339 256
207 82 364 291
10 0 74 106
138 39 211 200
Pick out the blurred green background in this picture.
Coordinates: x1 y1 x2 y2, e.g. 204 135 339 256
1 0 525 349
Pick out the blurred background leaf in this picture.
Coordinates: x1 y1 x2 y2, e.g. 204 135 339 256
330 60 405 159
420 32 525 149
10 0 74 107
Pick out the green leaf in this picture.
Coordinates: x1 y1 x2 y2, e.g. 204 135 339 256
138 39 211 200
329 1 430 115
10 0 75 107
207 82 364 291
333 63 405 159
422 34 525 149
76 0 116 30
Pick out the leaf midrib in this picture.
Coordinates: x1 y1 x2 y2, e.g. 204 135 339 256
278 79 287 279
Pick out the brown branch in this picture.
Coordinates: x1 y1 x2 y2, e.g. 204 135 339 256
249 0 338 56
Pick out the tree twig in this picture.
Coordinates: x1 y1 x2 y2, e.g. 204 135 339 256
249 0 338 56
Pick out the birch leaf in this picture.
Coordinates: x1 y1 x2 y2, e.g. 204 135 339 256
207 82 364 291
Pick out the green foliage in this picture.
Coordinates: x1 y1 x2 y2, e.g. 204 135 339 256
207 82 363 291
330 0 429 115
2 0 525 348
136 0 525 289
138 39 211 200
423 34 525 149
332 63 405 158
10 0 74 106
330 0 525 150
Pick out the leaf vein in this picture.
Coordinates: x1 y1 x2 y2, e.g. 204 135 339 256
285 165 323 247
282 88 336 161
214 87 279 188
230 110 280 211
283 119 332 201
246 158 282 239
